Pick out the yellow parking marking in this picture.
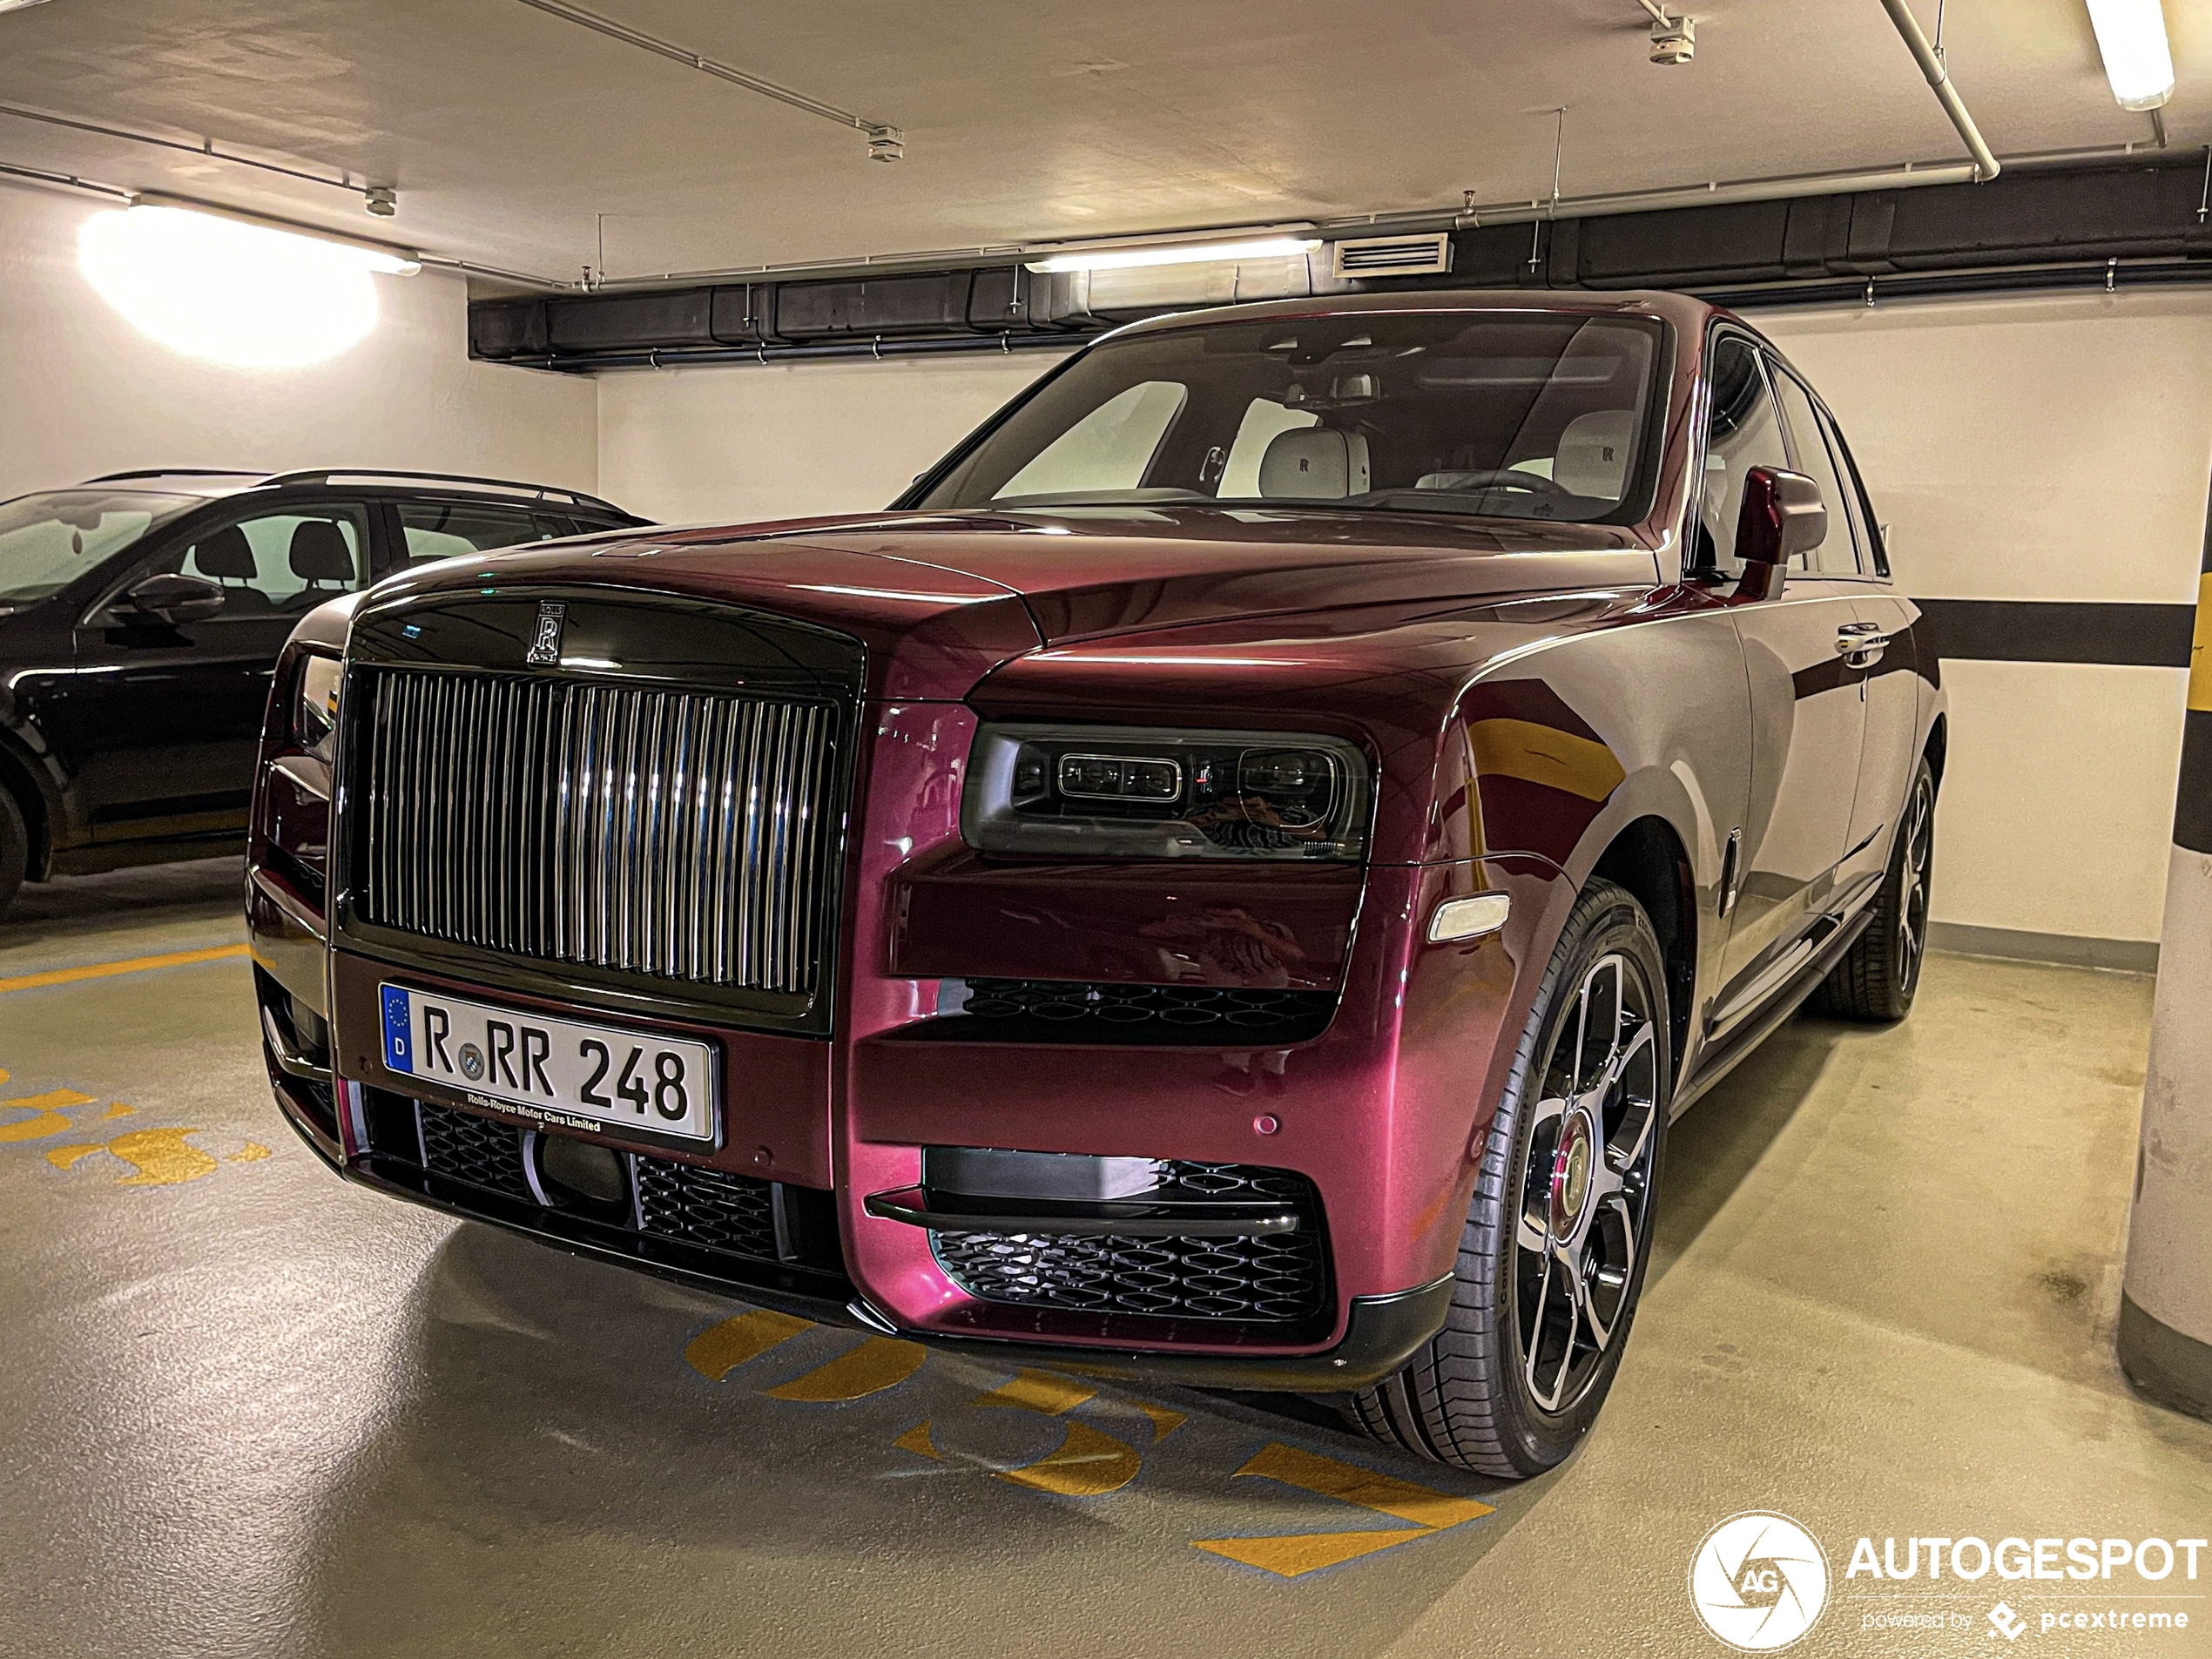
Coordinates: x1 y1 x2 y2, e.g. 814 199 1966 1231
995 1420 1143 1498
227 1143 271 1163
1233 1441 1494 1530
684 1309 813 1382
0 943 248 995
1191 1442 1495 1578
0 1089 96 1142
101 1103 133 1120
766 1337 926 1402
44 1143 104 1171
47 1126 222 1186
972 1368 1096 1416
1137 1403 1187 1442
1195 1527 1437 1577
894 1420 941 1459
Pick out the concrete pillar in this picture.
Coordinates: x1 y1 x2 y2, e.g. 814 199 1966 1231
2120 524 2212 1417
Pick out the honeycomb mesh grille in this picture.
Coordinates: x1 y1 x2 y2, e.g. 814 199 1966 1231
931 1160 1329 1324
635 1159 778 1262
417 1101 531 1199
941 980 1336 1044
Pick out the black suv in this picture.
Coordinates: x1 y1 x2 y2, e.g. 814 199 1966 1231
0 468 644 912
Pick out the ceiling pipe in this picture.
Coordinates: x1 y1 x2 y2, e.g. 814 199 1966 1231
1876 0 2001 181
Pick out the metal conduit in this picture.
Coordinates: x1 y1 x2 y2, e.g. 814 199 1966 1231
1877 0 2002 181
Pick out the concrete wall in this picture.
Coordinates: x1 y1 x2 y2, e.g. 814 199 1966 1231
1759 291 2211 949
0 181 597 502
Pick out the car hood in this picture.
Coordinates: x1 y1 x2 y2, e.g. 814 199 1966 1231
360 506 1659 699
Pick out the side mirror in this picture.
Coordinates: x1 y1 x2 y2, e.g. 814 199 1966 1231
122 572 226 625
1732 466 1825 600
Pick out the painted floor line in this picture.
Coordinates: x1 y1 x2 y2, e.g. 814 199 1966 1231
0 943 249 995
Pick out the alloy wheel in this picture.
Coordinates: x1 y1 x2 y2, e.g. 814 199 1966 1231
1897 773 1934 999
1513 952 1662 1417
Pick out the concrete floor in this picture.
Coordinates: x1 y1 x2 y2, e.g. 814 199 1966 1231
3 859 2209 1658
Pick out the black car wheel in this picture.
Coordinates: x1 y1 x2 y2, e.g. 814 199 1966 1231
1809 755 1936 1022
0 786 25 918
1349 878 1669 1476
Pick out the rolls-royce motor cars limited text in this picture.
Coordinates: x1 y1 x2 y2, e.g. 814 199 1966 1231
247 292 1940 1475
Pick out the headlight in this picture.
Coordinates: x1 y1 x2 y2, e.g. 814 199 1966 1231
961 723 1371 860
293 652 341 764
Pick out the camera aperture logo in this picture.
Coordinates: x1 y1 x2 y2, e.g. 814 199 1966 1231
1690 1512 1831 1651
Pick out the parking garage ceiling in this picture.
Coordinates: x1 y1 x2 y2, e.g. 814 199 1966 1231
0 0 2202 284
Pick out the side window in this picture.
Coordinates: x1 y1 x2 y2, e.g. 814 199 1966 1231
1696 336 1790 574
397 500 560 567
1217 397 1319 497
1770 368 1860 576
1819 408 1891 578
993 381 1188 503
158 503 369 617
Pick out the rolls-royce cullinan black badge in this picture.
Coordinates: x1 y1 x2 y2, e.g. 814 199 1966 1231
248 292 1940 1475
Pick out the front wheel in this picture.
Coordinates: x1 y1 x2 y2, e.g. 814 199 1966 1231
1808 755 1935 1022
1349 879 1669 1476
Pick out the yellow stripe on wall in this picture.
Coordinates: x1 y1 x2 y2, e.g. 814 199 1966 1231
2190 572 2212 715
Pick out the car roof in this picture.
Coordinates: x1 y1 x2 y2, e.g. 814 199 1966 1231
72 468 634 517
1103 287 1716 343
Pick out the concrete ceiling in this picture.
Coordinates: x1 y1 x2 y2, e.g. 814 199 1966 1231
0 0 2200 286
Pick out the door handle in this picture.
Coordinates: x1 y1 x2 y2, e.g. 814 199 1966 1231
1835 622 1889 666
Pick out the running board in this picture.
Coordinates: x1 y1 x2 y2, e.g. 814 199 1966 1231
1675 902 1879 1116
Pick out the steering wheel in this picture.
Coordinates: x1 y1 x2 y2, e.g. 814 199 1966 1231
1413 469 1575 502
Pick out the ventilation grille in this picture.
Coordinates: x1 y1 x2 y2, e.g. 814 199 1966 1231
417 1099 532 1199
1331 233 1454 278
928 979 1337 1045
634 1158 779 1262
354 668 838 995
931 1160 1330 1325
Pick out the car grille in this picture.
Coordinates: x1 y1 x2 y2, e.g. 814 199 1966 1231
354 668 839 995
930 1160 1330 1325
634 1157 779 1261
417 1097 535 1200
933 979 1337 1044
410 1100 780 1262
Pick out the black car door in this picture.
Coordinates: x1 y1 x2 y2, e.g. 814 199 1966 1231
1700 335 1870 1030
62 498 371 846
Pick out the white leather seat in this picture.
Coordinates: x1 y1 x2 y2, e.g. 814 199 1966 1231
1552 410 1638 501
1258 428 1372 499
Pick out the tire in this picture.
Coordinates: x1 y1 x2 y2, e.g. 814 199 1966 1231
0 786 24 920
1808 755 1935 1022
1348 878 1670 1477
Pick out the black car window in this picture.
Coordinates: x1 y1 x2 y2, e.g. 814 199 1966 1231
139 502 371 617
917 313 1668 527
1695 336 1790 575
397 500 560 566
1770 367 1861 577
0 490 199 606
1818 407 1891 578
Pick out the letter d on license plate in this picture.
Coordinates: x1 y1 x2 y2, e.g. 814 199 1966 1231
379 983 717 1143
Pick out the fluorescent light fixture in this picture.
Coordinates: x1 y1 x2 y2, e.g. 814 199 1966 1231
1024 236 1322 274
78 205 415 368
0 0 60 13
2086 0 2175 111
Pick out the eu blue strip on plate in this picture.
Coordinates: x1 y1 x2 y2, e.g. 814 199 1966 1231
381 985 414 1073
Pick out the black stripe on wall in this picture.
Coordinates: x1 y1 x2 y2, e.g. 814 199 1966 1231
2174 709 2212 856
1912 599 2195 668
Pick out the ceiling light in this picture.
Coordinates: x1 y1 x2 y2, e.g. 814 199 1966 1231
1023 236 1322 274
0 0 59 13
78 205 415 368
2085 0 2175 111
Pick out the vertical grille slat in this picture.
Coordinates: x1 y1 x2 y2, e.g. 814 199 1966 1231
353 668 838 997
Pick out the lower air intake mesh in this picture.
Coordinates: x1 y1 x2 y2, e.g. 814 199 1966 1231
634 1158 778 1261
931 979 1337 1045
929 1160 1330 1325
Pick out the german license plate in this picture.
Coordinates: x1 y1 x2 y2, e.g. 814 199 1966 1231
378 982 716 1143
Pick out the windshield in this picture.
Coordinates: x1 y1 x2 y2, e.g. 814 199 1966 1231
0 490 201 606
917 312 1667 524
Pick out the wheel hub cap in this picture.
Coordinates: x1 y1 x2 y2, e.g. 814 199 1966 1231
1550 1110 1595 1240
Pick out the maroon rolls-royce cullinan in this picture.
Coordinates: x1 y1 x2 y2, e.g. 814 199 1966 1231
246 290 1942 1475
